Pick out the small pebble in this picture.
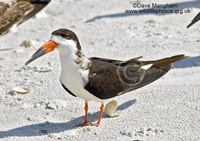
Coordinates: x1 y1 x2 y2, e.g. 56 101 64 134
46 102 57 110
39 129 48 133
27 117 32 121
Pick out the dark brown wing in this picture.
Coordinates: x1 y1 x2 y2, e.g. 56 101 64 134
90 56 143 65
187 12 200 28
84 55 189 99
19 0 51 21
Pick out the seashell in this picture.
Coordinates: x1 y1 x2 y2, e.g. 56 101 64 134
12 87 30 94
21 40 35 48
105 100 122 118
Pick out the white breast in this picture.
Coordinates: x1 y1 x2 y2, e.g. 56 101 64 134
52 35 104 102
59 54 104 102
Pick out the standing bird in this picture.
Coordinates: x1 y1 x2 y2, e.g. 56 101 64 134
187 12 200 28
0 0 51 35
25 28 188 126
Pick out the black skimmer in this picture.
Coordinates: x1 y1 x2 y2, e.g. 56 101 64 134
187 12 200 28
0 0 51 35
25 28 189 126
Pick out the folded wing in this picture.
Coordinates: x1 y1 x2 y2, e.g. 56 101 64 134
84 55 188 99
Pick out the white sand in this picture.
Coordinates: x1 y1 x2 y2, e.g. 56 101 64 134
0 0 200 140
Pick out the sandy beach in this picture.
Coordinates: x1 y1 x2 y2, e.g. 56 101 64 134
0 0 200 140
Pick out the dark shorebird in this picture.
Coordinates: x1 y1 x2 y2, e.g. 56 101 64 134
25 28 188 126
0 0 51 35
187 12 200 28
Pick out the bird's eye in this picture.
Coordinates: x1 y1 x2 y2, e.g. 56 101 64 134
65 34 69 38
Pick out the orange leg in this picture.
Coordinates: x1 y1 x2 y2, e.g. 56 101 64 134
77 102 91 126
92 103 104 127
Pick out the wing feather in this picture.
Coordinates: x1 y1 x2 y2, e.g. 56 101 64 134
84 55 188 99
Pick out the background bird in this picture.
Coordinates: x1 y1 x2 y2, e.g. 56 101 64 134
0 0 51 35
187 12 200 28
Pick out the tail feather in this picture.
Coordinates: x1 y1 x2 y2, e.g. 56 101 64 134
145 54 189 68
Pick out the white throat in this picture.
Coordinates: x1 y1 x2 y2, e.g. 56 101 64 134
50 35 90 85
50 35 103 102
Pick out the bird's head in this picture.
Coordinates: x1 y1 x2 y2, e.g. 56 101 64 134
25 28 81 65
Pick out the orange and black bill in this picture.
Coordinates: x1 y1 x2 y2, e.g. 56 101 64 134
25 40 59 65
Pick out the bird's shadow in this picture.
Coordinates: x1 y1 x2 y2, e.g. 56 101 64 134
173 56 200 68
85 0 200 22
0 48 13 51
0 99 136 138
117 99 136 110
